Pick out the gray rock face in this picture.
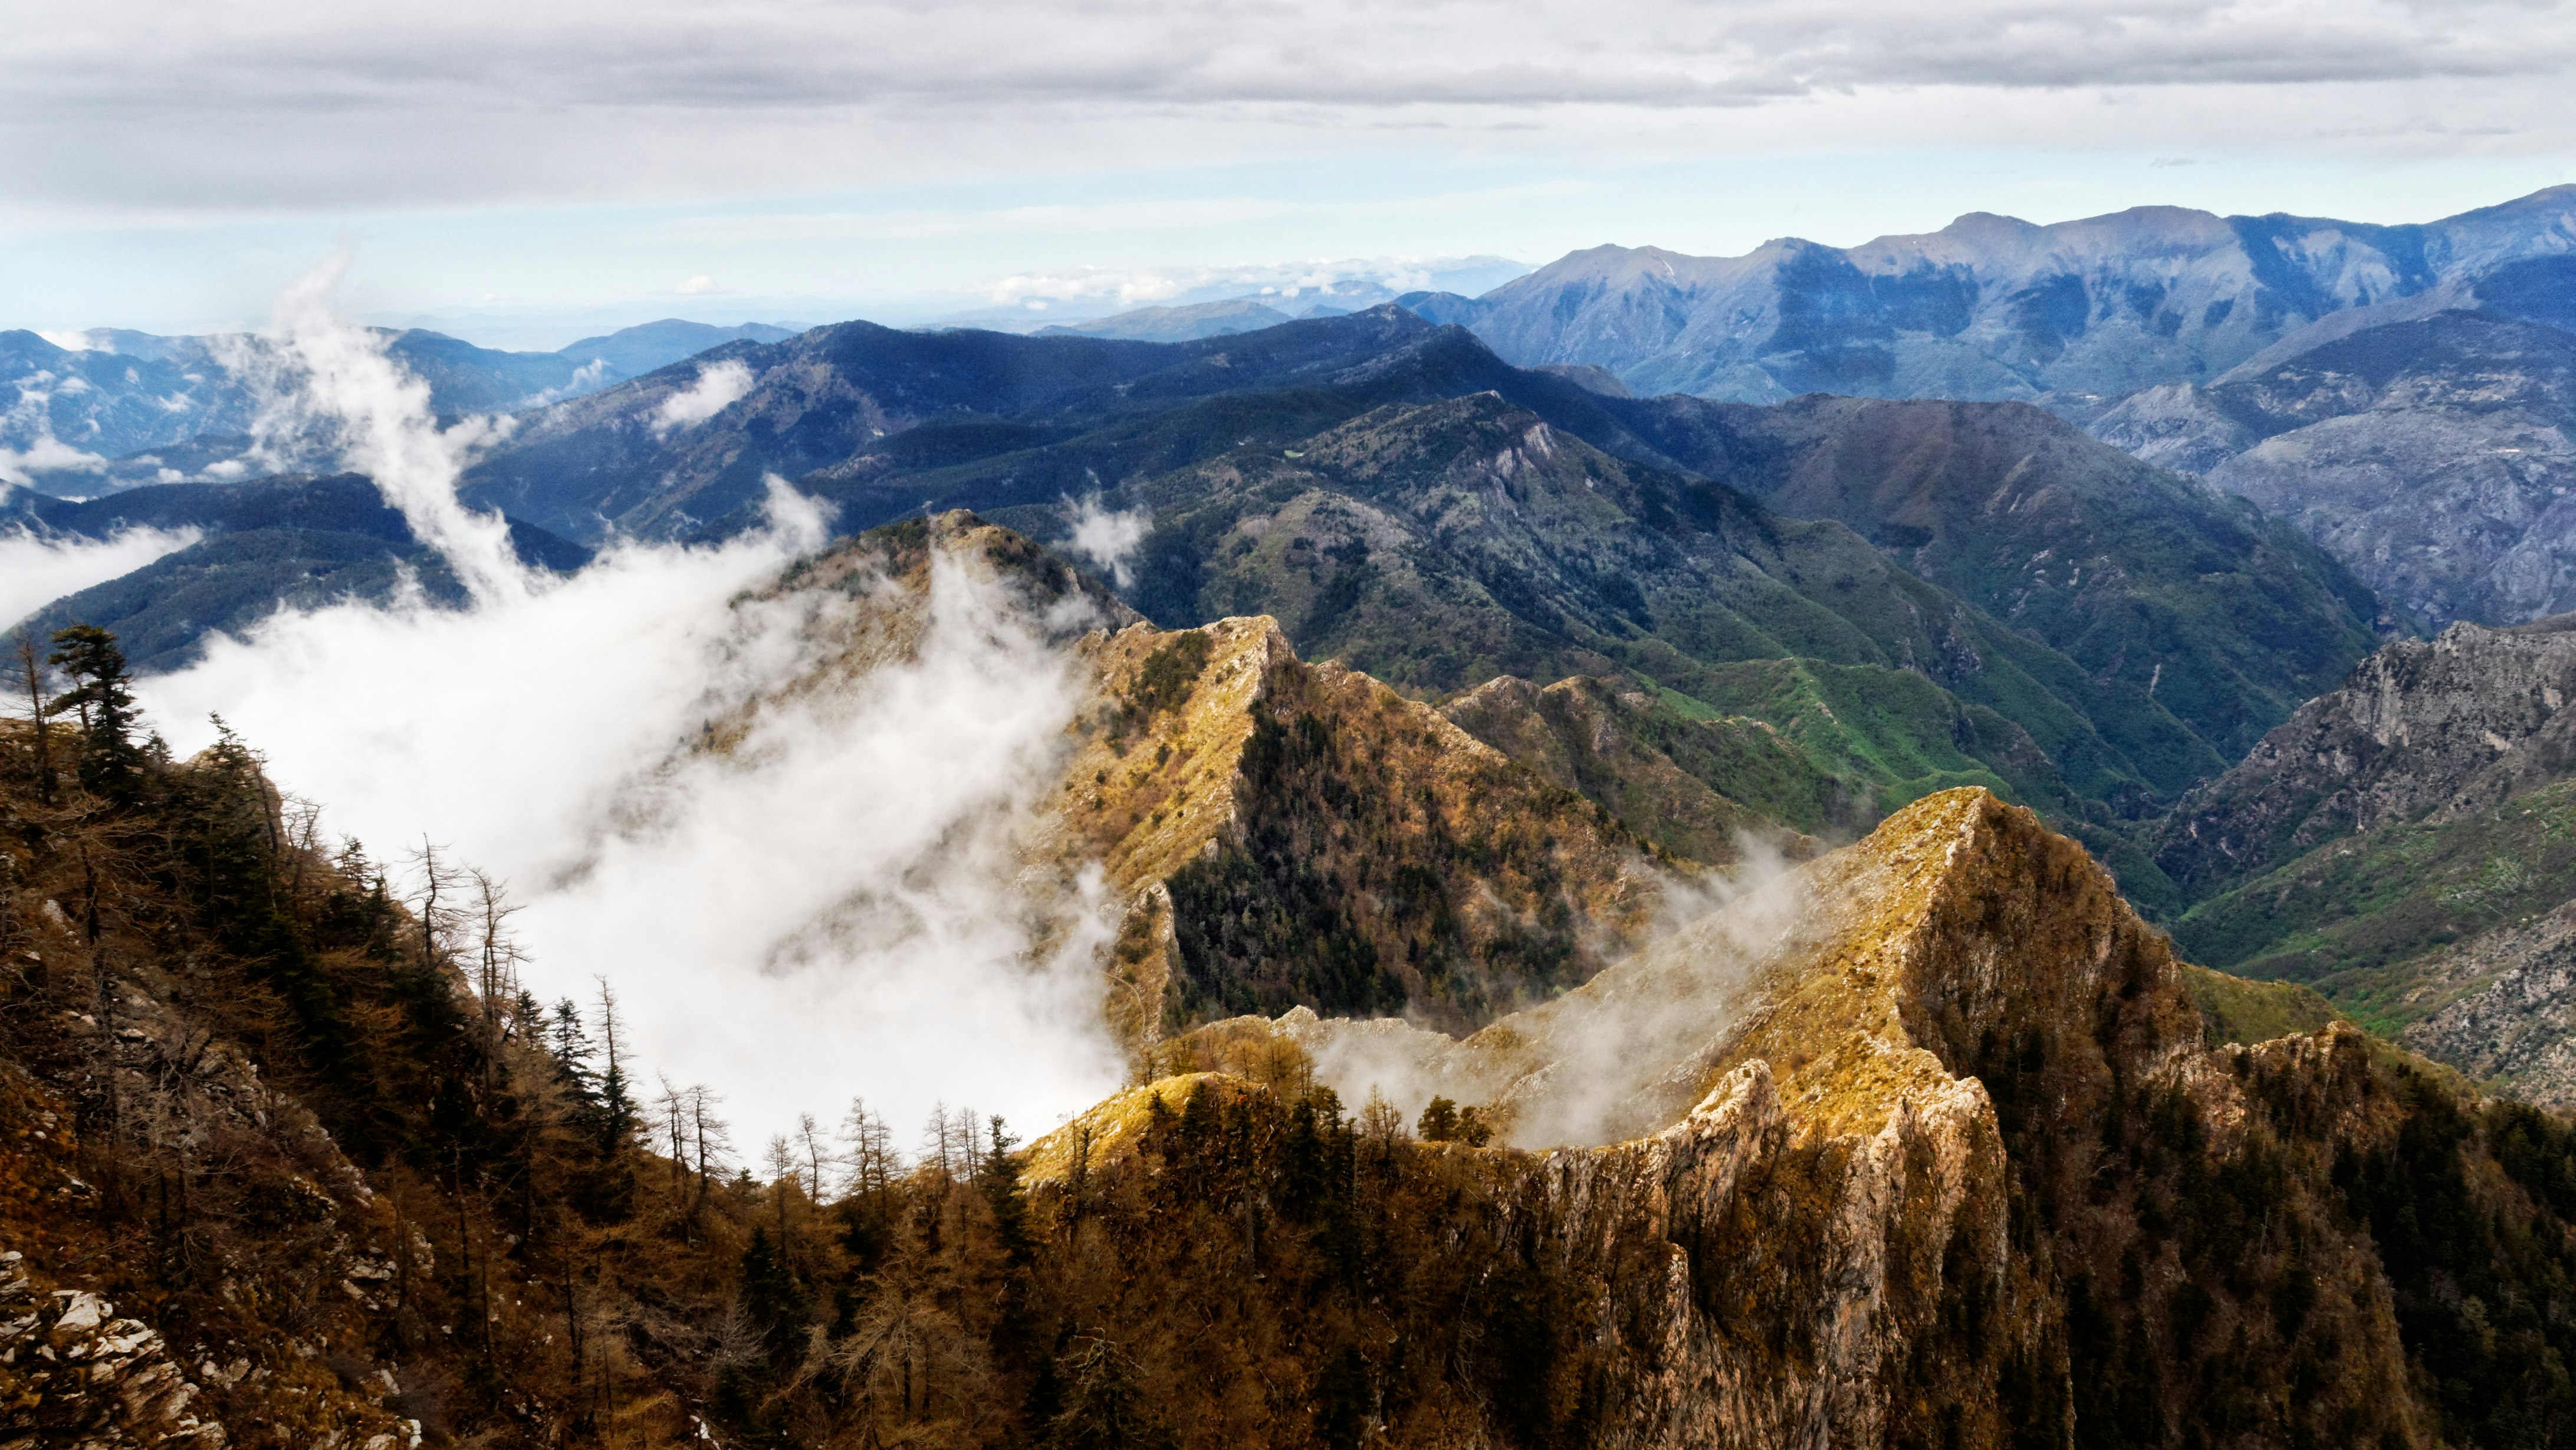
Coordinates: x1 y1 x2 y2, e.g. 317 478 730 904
2183 311 2576 628
2398 900 2576 1108
2154 615 2576 895
1427 187 2576 406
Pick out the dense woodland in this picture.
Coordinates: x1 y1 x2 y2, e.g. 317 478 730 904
17 622 2576 1449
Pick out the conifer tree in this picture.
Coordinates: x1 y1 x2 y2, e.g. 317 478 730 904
46 624 142 798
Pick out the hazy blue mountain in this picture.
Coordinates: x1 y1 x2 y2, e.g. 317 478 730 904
1 323 711 493
2088 275 2576 628
1034 299 1297 342
553 319 800 377
6 475 589 671
1417 186 2576 406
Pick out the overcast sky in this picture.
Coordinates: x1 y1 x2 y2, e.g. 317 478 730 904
5 0 2574 344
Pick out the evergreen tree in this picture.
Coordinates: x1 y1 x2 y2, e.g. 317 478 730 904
47 624 142 798
979 1114 1033 1265
738 1225 811 1370
1047 1336 1176 1450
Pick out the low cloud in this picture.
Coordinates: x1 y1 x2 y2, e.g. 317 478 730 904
676 275 719 295
1 525 202 631
1063 494 1151 589
133 263 1126 1145
653 358 757 437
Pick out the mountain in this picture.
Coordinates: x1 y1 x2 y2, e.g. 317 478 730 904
17 598 2576 1450
2150 614 2576 1102
442 310 2373 869
2090 281 2576 629
2 475 590 671
1599 393 2387 760
1035 299 1299 342
553 318 800 376
1408 186 2576 405
2 320 798 494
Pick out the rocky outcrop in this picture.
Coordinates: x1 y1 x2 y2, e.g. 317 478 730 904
1045 789 2505 1447
2397 899 2576 1107
0 1252 230 1449
2156 614 2576 895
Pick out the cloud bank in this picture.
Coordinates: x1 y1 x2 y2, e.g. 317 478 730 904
1 525 202 631
4 0 2570 221
136 268 1125 1148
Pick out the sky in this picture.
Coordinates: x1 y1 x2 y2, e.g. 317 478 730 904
4 0 2575 347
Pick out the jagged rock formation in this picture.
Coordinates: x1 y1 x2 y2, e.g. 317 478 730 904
1037 788 2576 1447
739 511 1670 1044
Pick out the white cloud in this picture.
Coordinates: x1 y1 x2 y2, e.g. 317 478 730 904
652 357 756 436
676 275 718 295
130 268 1126 1146
1063 494 1151 589
1 0 2569 225
0 525 201 631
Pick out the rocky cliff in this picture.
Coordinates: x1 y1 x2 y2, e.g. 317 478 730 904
1036 788 2576 1448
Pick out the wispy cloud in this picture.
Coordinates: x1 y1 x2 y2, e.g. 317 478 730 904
652 357 756 436
0 525 202 631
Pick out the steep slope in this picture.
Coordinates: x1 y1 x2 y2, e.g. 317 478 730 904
1417 185 2576 404
1438 674 1865 860
21 603 2576 1445
1608 393 2386 759
2151 615 2576 1098
1089 392 2231 894
738 512 1671 1044
1059 789 2576 1448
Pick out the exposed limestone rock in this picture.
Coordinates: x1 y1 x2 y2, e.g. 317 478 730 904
1036 788 2455 1448
0 1252 226 1449
2156 613 2576 893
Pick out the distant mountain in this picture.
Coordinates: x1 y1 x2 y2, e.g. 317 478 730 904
1604 393 2386 762
1034 299 1297 342
3 476 589 671
1408 186 2576 405
553 318 799 377
4 319 806 495
2089 265 2576 629
433 307 2380 897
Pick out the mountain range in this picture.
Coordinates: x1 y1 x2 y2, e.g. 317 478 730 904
0 318 797 493
9 519 2576 1449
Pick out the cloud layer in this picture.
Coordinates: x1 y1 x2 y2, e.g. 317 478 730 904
133 269 1127 1147
4 0 2570 219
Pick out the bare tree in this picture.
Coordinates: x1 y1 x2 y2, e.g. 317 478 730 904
405 838 470 973
765 1134 798 1241
10 629 53 804
466 869 525 1091
688 1085 731 1232
839 1098 898 1209
797 1111 831 1201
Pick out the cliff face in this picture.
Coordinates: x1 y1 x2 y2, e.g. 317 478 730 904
1071 789 2568 1448
748 511 1670 1046
2155 614 2576 895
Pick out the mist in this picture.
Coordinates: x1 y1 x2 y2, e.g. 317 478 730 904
2 525 202 632
136 267 1126 1152
1286 841 1816 1149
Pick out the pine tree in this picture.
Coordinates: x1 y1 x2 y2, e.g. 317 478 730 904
979 1115 1033 1265
47 624 142 798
